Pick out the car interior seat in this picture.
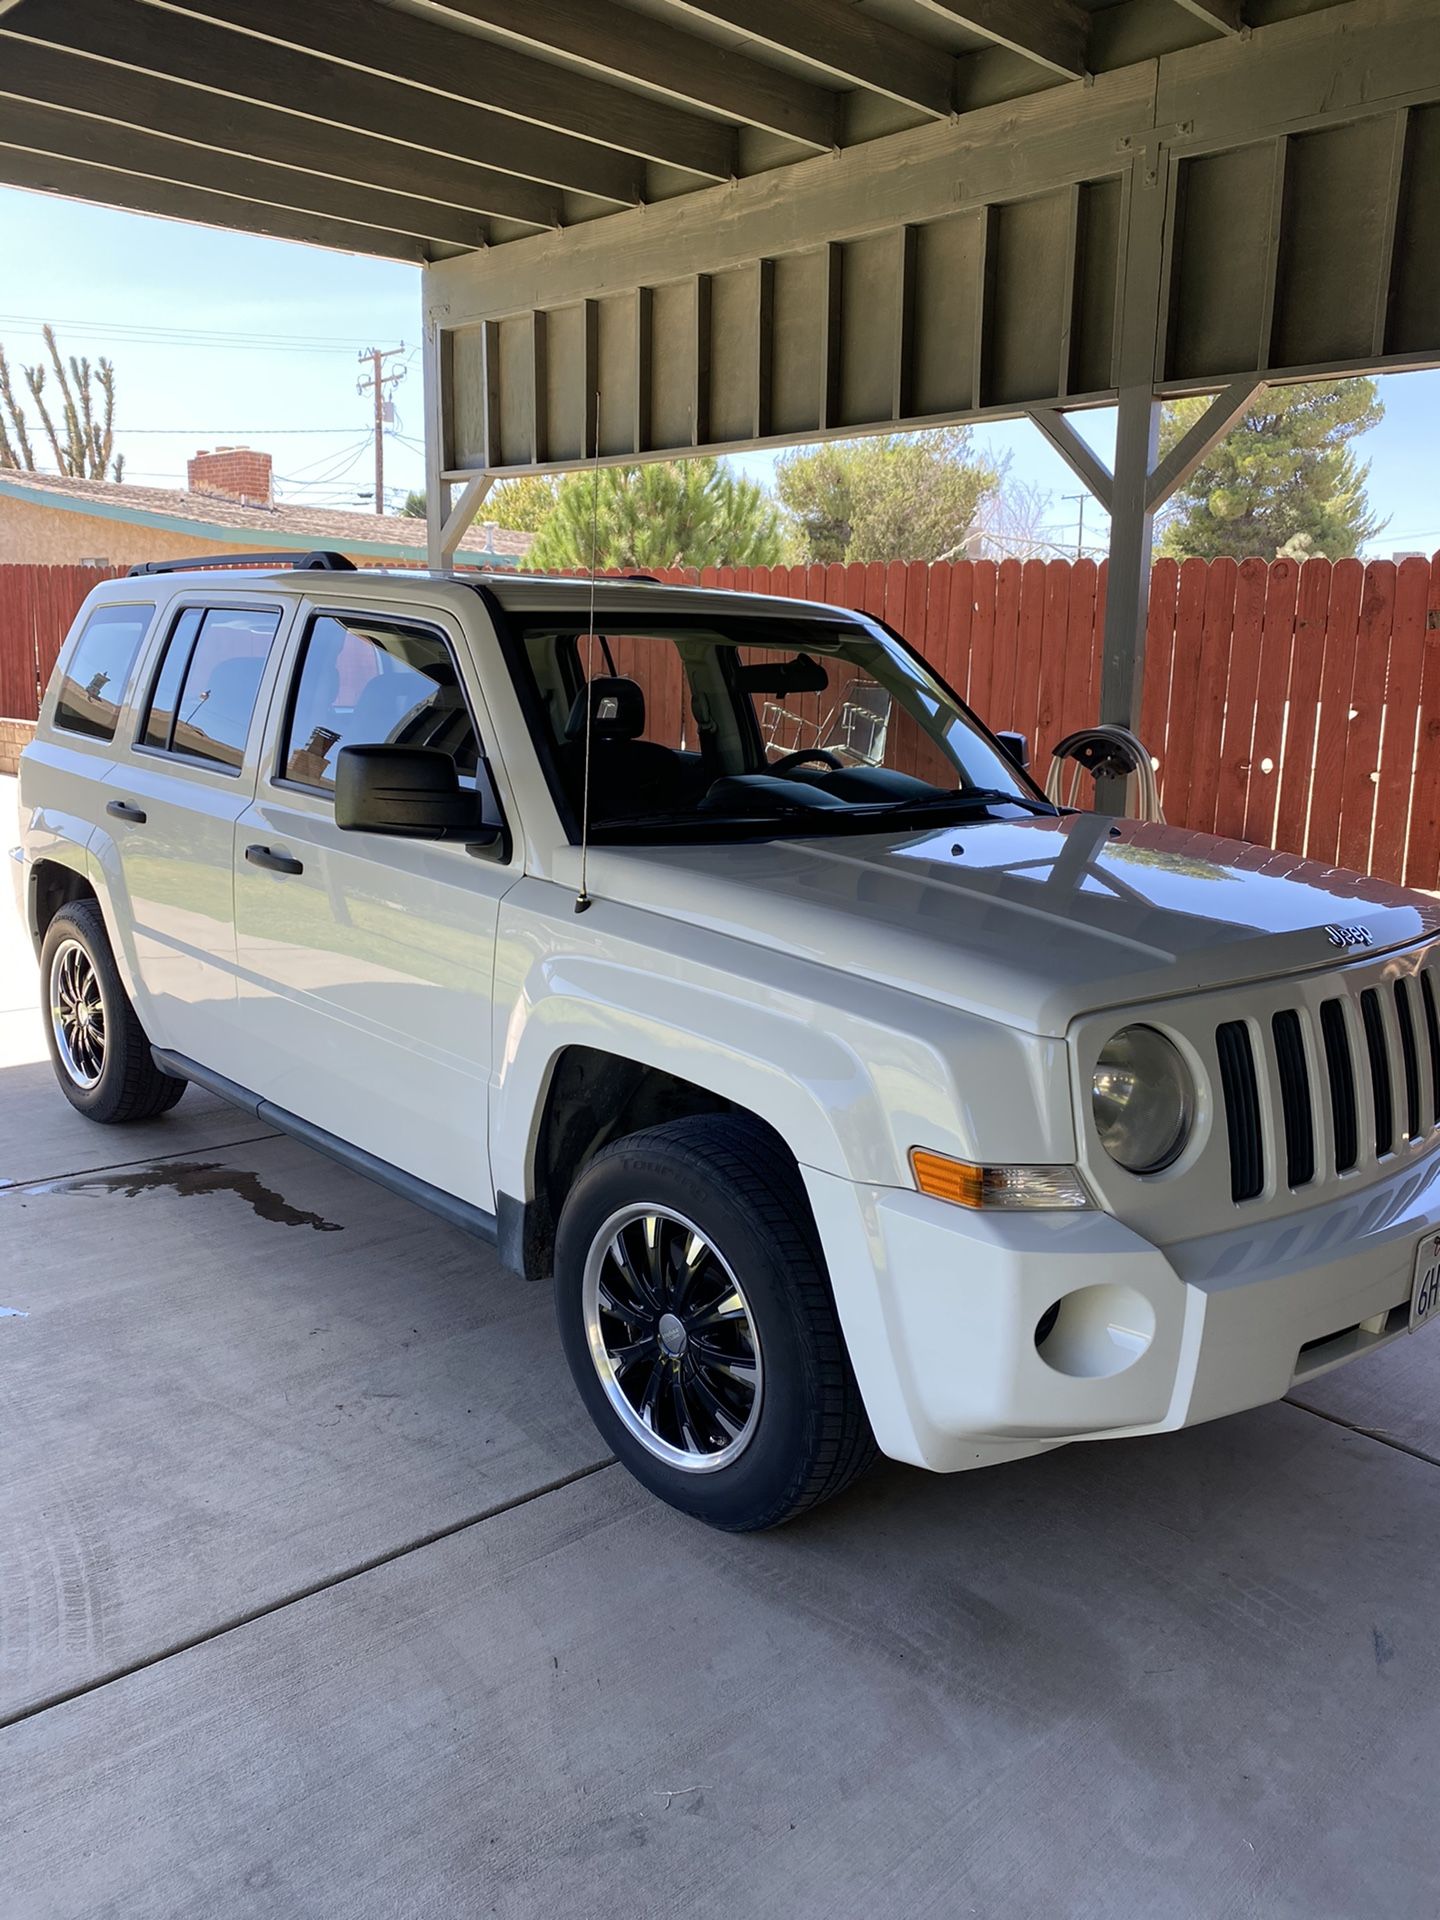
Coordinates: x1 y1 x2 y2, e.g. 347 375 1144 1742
558 675 697 819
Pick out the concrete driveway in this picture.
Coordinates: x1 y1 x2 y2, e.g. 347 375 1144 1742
2 771 1439 1920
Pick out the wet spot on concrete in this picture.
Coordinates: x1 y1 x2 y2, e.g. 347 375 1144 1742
34 1161 344 1232
1374 1626 1395 1669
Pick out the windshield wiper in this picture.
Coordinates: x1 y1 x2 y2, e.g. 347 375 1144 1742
880 787 1057 818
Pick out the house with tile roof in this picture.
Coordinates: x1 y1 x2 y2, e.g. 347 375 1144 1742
0 447 533 570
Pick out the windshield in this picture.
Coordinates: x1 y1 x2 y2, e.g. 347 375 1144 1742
510 611 1051 842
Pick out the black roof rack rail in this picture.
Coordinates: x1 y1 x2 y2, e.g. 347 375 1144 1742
127 550 357 577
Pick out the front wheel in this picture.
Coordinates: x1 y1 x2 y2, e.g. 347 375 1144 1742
554 1115 875 1530
40 900 187 1123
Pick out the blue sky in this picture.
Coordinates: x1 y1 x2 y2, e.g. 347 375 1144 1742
2 185 1438 555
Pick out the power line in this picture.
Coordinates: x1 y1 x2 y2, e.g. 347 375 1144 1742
275 442 374 491
279 433 375 478
114 425 363 436
0 311 386 354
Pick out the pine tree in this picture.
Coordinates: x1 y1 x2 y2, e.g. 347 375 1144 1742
1159 380 1384 561
524 459 782 570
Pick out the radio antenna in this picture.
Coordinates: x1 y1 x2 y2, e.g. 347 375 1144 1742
574 393 601 914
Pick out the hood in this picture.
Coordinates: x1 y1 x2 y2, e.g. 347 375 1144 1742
586 813 1440 1035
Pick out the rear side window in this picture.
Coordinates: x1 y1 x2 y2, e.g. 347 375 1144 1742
140 605 281 772
282 613 485 795
53 603 155 740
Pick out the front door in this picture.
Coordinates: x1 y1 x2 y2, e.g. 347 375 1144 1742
233 605 513 1211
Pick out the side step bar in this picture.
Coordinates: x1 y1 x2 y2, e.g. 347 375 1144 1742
152 1047 500 1247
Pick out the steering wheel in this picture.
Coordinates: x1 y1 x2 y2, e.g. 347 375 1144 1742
771 748 843 775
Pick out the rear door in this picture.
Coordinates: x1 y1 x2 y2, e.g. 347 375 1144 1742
232 601 514 1211
97 595 289 1079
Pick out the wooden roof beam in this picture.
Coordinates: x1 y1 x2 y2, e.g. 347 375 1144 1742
0 35 564 225
0 146 442 260
661 0 956 117
1172 0 1246 32
910 0 1089 80
144 0 738 178
8 0 640 204
412 0 839 150
0 97 491 248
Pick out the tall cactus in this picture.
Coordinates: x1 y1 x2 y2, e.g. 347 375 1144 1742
0 326 124 481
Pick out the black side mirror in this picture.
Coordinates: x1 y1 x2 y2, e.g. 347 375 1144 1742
334 745 506 858
995 729 1030 770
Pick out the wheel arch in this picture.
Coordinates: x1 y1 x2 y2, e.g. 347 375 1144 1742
29 852 100 949
507 1043 801 1283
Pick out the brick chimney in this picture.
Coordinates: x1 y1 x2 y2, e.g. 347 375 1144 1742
187 446 273 509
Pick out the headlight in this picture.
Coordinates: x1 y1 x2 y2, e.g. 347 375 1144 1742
1091 1025 1193 1174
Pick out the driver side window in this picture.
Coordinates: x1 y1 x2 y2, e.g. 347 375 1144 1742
282 613 490 805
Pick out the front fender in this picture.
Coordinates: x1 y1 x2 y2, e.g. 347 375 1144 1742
491 885 1075 1201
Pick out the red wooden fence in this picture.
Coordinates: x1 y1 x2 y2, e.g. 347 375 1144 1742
0 564 125 722
5 553 1440 889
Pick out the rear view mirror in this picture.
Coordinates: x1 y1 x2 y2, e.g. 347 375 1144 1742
736 652 830 696
334 745 505 857
995 730 1030 770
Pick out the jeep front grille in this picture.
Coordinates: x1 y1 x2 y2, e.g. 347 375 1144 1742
1218 956 1440 1203
1217 1021 1265 1201
1320 997 1358 1174
1271 1009 1315 1188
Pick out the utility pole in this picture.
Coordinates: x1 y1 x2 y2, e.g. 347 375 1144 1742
357 344 407 515
1063 491 1087 557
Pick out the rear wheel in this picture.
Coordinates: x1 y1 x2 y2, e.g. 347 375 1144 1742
554 1115 875 1530
40 900 187 1124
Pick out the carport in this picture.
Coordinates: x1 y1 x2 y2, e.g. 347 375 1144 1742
3 0 1439 746
4 2 1440 1912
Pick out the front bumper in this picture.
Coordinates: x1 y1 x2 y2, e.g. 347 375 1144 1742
803 1148 1437 1474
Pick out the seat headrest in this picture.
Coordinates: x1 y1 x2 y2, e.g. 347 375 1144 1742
565 675 645 743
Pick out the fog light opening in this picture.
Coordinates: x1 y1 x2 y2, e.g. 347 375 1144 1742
1035 1284 1157 1379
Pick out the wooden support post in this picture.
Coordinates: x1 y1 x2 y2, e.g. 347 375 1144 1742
1026 406 1114 513
435 474 494 571
1098 382 1160 740
1145 378 1262 510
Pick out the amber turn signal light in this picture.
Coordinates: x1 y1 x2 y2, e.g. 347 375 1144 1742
909 1149 1090 1211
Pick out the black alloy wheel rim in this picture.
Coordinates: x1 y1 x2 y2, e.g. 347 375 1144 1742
582 1205 763 1472
50 938 106 1089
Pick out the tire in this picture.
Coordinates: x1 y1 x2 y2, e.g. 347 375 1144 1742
554 1114 876 1531
40 899 188 1124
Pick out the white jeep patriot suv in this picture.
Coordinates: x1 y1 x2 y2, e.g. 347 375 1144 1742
13 553 1440 1530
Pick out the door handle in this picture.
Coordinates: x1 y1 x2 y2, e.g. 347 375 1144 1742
245 844 304 876
106 800 147 823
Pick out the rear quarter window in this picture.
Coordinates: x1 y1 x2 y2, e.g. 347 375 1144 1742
53 603 155 741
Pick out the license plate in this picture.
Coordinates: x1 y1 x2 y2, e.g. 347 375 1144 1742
1411 1231 1440 1333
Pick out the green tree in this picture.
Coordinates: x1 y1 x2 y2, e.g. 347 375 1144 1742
524 459 782 571
402 473 561 532
1159 380 1384 561
489 473 561 532
775 428 1001 563
0 325 124 481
